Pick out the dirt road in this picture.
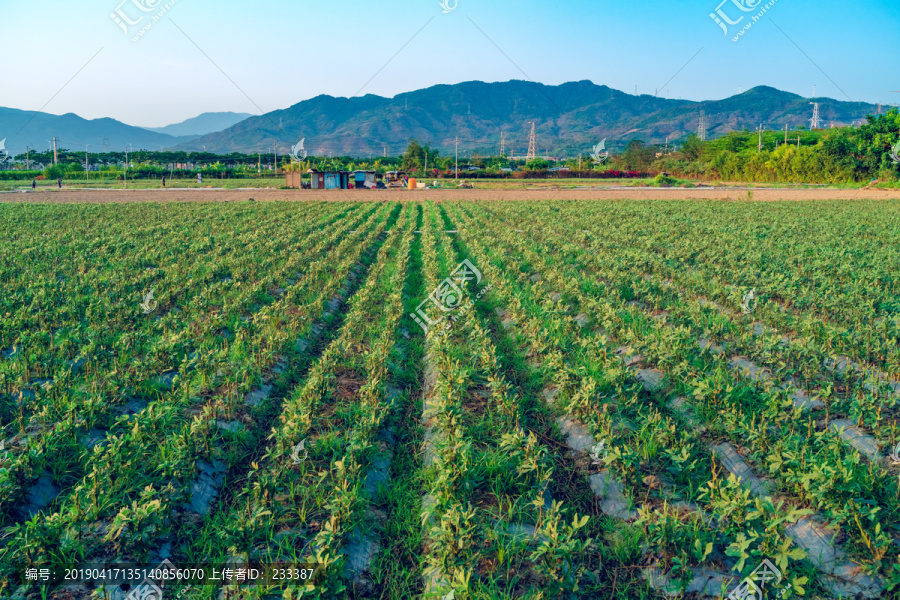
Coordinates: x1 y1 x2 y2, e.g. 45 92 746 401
2 187 899 203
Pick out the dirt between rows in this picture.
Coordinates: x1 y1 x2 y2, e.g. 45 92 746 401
2 187 900 203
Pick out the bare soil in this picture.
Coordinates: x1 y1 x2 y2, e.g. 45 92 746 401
3 187 900 203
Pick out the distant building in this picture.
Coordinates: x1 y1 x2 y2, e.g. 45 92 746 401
309 169 350 190
353 170 377 189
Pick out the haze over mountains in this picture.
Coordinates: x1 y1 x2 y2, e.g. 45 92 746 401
0 107 194 156
0 110 252 156
143 112 254 138
1 81 882 157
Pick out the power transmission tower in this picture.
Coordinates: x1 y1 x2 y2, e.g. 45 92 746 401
809 103 821 130
52 137 58 165
526 122 536 162
698 110 708 141
757 124 763 153
500 131 505 157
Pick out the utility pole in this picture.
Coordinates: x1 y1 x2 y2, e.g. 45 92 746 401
85 145 89 180
757 125 763 153
124 146 128 189
274 143 277 175
784 124 788 144
455 137 459 180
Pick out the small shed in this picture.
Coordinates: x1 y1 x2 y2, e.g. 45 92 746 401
353 170 377 189
285 172 306 188
309 169 351 190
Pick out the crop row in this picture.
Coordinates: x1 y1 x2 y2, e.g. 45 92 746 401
0 202 393 593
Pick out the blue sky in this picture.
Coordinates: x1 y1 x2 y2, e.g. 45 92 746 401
0 0 898 127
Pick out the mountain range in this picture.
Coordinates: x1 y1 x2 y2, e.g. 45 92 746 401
1 81 882 158
177 81 880 156
0 109 251 156
0 107 193 156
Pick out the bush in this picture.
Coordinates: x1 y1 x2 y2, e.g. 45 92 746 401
43 165 65 180
0 171 43 181
650 174 680 187
436 169 649 180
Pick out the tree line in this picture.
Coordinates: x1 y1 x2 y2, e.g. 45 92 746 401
5 110 898 184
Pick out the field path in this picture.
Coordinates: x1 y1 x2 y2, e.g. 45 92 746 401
4 187 900 203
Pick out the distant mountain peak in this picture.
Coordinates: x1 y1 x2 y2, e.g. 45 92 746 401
143 112 254 137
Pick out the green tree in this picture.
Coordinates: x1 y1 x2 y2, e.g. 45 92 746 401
402 139 424 174
526 157 550 170
681 134 704 162
622 140 655 172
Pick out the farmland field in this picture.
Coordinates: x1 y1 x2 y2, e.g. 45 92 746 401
1 199 899 600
